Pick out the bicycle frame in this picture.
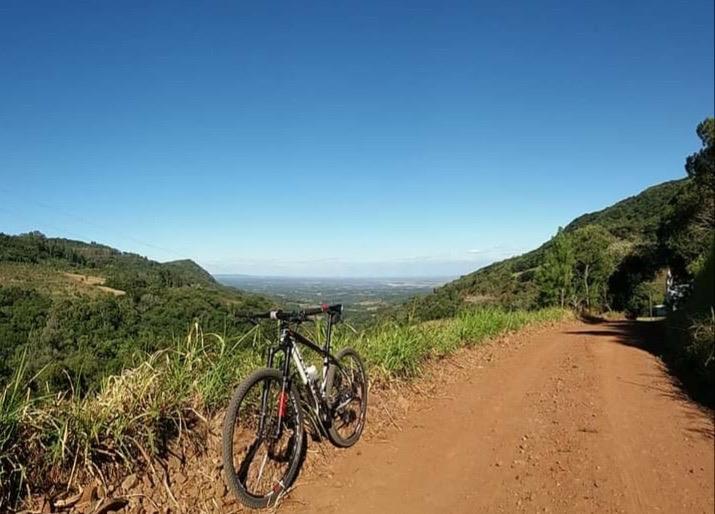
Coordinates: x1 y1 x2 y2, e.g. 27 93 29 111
263 316 344 433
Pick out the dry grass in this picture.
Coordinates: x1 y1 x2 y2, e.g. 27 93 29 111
0 263 123 298
62 272 125 296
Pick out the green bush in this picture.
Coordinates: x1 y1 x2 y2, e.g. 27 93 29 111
663 244 715 405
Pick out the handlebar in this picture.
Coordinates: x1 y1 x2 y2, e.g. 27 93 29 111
238 303 343 323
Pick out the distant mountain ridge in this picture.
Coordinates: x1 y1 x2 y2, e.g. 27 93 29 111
402 178 688 319
166 259 217 279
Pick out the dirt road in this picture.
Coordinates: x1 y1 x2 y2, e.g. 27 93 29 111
282 320 714 514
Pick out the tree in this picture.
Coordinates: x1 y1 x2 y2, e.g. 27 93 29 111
607 244 663 312
627 279 665 317
570 225 617 311
536 228 575 308
685 117 715 251
660 118 715 278
685 118 715 197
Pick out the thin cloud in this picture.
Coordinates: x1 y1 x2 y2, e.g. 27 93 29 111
467 244 523 257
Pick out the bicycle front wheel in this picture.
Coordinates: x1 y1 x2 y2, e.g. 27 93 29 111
222 368 304 509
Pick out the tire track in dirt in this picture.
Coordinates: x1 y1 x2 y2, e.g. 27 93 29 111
281 320 714 514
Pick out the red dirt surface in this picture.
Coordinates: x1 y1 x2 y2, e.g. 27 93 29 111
281 320 714 514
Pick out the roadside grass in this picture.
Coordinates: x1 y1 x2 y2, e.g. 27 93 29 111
0 307 568 509
0 356 31 508
348 307 567 377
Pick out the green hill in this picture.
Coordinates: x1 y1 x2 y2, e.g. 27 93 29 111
563 179 687 240
402 179 688 320
0 232 271 392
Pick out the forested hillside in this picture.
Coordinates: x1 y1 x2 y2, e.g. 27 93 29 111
402 179 687 320
403 119 714 324
0 233 271 392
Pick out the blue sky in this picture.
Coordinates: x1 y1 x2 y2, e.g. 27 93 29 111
1 1 713 277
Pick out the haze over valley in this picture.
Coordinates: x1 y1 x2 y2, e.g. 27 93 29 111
215 275 452 322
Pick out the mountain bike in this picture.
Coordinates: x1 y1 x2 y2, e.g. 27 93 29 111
222 304 368 509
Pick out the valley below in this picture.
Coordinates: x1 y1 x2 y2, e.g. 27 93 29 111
215 275 452 323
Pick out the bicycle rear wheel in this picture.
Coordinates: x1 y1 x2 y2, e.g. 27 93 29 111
325 348 368 448
222 368 304 509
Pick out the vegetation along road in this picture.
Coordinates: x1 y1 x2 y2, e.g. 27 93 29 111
283 320 714 514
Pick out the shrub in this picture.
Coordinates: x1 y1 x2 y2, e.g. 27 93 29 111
663 244 715 405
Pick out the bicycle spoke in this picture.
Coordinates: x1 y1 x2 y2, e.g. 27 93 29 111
257 451 269 485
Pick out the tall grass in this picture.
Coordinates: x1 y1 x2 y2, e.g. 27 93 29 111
347 307 567 377
0 324 267 508
0 355 31 507
0 307 567 509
